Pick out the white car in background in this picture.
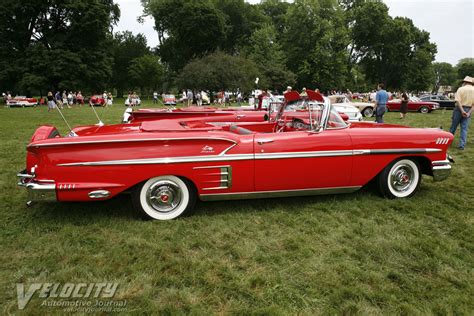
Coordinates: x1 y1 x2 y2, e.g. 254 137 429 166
329 95 374 117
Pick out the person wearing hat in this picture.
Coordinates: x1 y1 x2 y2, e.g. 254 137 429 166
449 76 474 150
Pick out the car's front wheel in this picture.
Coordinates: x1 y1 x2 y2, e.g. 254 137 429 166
362 107 374 117
378 159 421 198
132 175 196 220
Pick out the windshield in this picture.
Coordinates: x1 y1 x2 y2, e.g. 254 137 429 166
327 106 348 129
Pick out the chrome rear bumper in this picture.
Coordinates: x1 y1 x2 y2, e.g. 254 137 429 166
432 156 453 181
17 169 56 203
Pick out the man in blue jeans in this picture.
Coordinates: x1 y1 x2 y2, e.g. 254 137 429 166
375 83 389 123
449 76 474 150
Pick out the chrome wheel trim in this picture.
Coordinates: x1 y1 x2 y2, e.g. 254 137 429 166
146 180 183 213
363 107 373 117
140 176 189 220
420 106 429 113
387 160 419 198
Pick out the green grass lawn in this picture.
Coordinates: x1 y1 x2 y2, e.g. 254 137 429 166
0 101 473 314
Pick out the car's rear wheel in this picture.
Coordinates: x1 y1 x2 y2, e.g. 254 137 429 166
419 106 429 114
378 159 421 198
362 107 374 117
132 175 196 220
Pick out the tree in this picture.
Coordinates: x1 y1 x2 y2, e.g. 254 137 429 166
282 0 349 92
128 55 165 94
456 58 474 80
244 24 296 91
348 1 436 91
177 52 259 93
433 62 456 91
212 0 267 53
143 0 227 71
111 32 150 97
258 0 291 38
0 0 120 94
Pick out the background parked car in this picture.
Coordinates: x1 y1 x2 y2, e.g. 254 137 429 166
329 95 374 117
387 96 439 113
88 95 105 106
420 94 455 109
162 94 177 105
6 96 38 107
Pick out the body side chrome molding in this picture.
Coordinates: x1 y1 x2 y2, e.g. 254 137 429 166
30 137 237 148
199 186 362 201
57 148 442 167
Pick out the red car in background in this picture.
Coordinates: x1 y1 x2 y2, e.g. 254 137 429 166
6 96 38 107
387 96 439 114
89 95 106 107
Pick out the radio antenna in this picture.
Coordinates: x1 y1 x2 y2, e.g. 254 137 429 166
55 104 78 137
89 102 104 126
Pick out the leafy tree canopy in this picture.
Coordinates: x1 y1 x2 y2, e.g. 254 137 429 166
111 31 150 97
177 52 259 93
0 0 120 95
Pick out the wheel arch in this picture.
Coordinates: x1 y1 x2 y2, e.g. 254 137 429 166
368 155 432 184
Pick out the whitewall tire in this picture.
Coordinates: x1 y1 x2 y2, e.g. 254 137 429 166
132 175 196 220
378 159 421 199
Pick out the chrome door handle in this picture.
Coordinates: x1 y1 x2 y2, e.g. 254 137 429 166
257 139 274 145
236 114 246 119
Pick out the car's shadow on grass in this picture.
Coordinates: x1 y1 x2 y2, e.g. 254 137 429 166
23 182 433 224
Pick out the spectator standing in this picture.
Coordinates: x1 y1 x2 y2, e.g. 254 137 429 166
400 92 409 119
196 91 202 106
108 92 113 106
374 83 389 123
224 91 231 106
181 90 187 105
102 91 108 107
257 89 268 110
153 91 158 104
236 89 242 107
449 76 474 150
62 91 67 108
76 91 84 106
47 91 56 112
55 91 63 109
187 89 193 106
67 91 73 108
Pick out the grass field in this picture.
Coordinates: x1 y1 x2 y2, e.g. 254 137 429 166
0 100 473 314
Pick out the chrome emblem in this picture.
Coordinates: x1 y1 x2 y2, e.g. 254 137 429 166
201 145 214 153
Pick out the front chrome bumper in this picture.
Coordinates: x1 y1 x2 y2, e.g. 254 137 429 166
432 156 453 181
17 169 56 203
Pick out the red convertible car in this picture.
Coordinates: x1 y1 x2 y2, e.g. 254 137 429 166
7 96 38 107
18 93 453 220
89 95 106 107
387 96 439 113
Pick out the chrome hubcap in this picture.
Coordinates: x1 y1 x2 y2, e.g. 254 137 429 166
146 180 182 213
390 165 414 192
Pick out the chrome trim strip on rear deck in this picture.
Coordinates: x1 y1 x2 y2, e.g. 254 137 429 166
57 148 443 166
199 186 362 201
30 137 237 148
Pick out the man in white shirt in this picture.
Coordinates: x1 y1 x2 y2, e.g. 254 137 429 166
449 76 474 150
